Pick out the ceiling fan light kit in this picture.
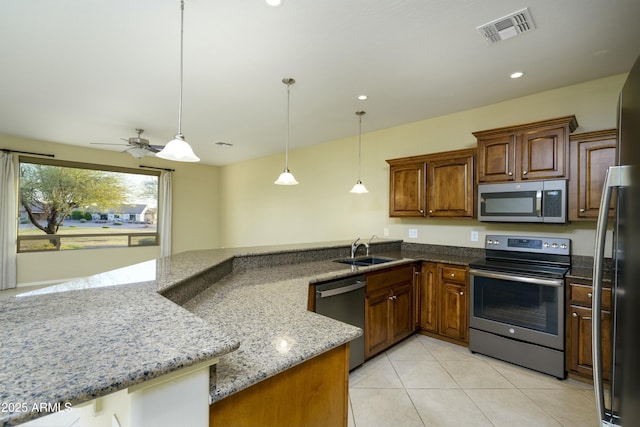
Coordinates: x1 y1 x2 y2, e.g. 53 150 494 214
156 0 200 163
274 77 299 185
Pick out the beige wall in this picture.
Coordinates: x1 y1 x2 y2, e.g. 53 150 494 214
0 135 221 286
2 73 626 286
219 74 627 256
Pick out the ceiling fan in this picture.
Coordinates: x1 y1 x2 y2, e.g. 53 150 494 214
91 129 164 158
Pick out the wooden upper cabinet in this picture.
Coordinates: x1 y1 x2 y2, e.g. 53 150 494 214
427 151 474 217
520 125 568 180
474 115 578 183
387 148 475 218
476 134 516 182
568 129 618 221
388 161 426 217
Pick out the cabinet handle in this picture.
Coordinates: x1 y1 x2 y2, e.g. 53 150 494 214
580 208 586 213
508 171 513 176
459 291 464 296
588 292 593 298
450 273 455 277
573 312 578 317
429 210 433 214
419 209 424 213
523 170 528 175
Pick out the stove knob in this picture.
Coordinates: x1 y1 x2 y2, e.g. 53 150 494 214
561 243 567 249
552 243 558 248
544 242 550 248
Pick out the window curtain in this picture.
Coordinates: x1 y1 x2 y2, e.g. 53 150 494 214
0 152 17 290
159 171 172 258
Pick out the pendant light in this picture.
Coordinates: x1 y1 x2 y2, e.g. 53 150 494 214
274 77 299 185
350 111 368 193
156 0 200 163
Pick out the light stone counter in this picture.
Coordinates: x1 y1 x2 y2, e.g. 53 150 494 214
0 240 406 426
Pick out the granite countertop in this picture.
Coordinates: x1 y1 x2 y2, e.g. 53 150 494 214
0 239 478 426
0 241 394 426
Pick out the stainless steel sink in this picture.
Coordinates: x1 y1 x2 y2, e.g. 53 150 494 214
334 256 395 266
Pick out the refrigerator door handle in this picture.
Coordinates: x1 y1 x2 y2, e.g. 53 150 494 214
593 165 632 424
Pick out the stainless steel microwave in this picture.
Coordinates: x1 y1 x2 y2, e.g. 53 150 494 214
477 179 567 223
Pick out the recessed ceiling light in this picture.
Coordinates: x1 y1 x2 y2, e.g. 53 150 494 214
510 71 524 79
358 95 368 100
265 0 283 6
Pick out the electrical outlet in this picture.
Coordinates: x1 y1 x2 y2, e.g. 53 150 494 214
409 228 418 239
471 231 479 242
383 228 389 237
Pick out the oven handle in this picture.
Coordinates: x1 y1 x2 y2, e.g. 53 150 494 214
469 269 563 287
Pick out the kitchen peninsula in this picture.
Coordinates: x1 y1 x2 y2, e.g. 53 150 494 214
2 240 425 427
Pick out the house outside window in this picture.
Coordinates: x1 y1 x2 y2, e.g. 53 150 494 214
17 157 160 252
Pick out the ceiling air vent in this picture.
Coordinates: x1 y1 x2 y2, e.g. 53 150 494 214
477 7 535 44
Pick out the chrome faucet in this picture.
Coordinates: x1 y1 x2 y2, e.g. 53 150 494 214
351 237 369 258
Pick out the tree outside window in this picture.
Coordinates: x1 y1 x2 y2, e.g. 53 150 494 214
18 158 159 251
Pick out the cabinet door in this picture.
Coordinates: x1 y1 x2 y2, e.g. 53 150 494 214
419 262 438 332
389 162 426 217
391 283 413 344
427 155 474 217
365 288 392 359
519 126 567 180
477 135 516 182
569 130 617 220
568 305 611 380
438 281 468 342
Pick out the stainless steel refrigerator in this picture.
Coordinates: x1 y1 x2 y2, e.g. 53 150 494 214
593 54 640 426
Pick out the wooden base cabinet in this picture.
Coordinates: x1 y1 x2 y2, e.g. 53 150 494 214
209 344 350 427
419 262 469 344
365 264 417 359
566 278 612 381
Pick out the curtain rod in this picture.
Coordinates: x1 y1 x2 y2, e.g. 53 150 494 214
1 148 55 158
139 165 175 172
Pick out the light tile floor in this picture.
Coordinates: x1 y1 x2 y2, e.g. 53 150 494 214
348 335 598 427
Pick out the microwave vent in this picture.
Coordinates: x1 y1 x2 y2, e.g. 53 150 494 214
477 8 536 44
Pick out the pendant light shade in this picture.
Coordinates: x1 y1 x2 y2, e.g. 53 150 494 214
157 0 200 163
350 111 368 193
274 77 299 185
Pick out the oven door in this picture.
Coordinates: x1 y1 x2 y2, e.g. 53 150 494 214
469 268 564 350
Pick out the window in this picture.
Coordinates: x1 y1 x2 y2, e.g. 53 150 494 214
17 157 160 252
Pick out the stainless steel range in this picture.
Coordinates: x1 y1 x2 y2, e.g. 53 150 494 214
469 234 571 379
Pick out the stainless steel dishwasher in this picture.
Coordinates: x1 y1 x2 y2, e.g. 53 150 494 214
315 275 366 370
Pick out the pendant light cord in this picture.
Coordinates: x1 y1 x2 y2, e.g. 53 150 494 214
177 0 185 137
357 113 362 181
356 111 366 182
285 81 291 170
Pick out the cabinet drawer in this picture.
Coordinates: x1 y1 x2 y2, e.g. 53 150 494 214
441 266 467 283
366 265 414 294
570 283 611 309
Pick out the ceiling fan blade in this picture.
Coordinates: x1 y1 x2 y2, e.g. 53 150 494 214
148 145 165 153
90 142 129 146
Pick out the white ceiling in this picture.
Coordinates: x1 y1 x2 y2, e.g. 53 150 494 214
2 0 640 166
